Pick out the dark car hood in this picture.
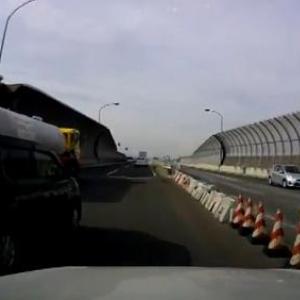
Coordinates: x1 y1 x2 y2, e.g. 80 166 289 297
0 267 300 300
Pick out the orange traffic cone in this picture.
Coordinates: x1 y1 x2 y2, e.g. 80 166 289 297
264 209 290 257
250 202 269 245
231 194 244 229
290 223 300 268
239 198 255 236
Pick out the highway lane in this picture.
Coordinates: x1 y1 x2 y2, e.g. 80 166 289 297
10 163 287 274
180 166 300 243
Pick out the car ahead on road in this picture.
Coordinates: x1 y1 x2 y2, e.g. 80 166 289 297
0 135 82 273
268 164 300 188
135 157 148 166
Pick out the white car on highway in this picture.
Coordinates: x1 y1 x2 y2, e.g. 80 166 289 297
268 164 300 188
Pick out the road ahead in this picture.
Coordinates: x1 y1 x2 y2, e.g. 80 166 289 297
13 163 287 273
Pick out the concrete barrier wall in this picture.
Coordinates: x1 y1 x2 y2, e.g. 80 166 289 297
0 83 125 166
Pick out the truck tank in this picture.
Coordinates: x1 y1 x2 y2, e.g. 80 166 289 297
0 107 65 155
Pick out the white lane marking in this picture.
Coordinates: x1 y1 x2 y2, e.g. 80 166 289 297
109 176 152 181
265 214 295 229
107 168 119 176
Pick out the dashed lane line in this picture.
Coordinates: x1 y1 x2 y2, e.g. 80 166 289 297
107 168 120 176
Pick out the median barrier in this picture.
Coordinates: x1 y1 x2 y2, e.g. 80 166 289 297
187 179 199 194
201 185 215 206
206 190 218 210
211 192 226 215
207 190 221 212
178 175 187 187
215 196 235 223
192 183 206 201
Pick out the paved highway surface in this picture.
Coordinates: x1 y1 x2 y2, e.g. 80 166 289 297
181 166 300 244
11 163 288 275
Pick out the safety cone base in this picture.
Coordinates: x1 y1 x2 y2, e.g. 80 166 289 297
263 244 291 258
248 234 270 246
239 226 254 237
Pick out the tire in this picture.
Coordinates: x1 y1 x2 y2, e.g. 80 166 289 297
282 179 287 188
268 177 273 186
71 207 81 229
0 234 16 273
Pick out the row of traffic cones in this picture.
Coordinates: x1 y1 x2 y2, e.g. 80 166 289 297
231 194 300 268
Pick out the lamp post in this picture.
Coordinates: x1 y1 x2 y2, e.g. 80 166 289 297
0 0 36 69
204 108 224 132
98 102 120 123
205 108 224 166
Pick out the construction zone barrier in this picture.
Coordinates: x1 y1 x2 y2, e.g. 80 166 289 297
191 183 206 201
264 209 291 258
214 195 235 223
239 198 255 236
186 179 199 194
208 191 223 213
174 171 300 263
290 223 300 269
231 195 244 229
250 202 269 245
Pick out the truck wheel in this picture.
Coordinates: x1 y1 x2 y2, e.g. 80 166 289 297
0 234 16 273
71 207 81 229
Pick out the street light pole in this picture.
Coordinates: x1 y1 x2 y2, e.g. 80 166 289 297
98 102 120 123
204 108 224 132
205 108 224 167
0 0 36 68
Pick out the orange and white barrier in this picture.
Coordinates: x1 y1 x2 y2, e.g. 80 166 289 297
231 195 244 228
239 198 255 235
178 175 187 187
290 223 300 268
251 202 269 244
266 209 290 257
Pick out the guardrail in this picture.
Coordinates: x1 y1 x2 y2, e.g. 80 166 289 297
182 111 300 170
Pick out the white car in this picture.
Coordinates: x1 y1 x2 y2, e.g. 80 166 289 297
268 164 300 188
135 157 148 166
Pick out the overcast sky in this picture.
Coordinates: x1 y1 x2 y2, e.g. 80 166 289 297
1 0 300 157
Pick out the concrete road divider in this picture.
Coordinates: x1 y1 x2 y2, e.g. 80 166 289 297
192 183 206 201
214 195 235 223
201 185 215 206
187 179 199 194
210 192 224 214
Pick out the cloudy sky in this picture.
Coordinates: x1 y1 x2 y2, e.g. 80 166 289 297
1 0 300 157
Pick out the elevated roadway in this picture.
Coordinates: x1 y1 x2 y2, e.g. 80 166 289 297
10 164 287 274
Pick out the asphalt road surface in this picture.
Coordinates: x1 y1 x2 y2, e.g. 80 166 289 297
8 163 289 275
181 166 300 245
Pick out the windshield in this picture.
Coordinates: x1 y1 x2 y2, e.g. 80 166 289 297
285 166 300 174
1 0 300 288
